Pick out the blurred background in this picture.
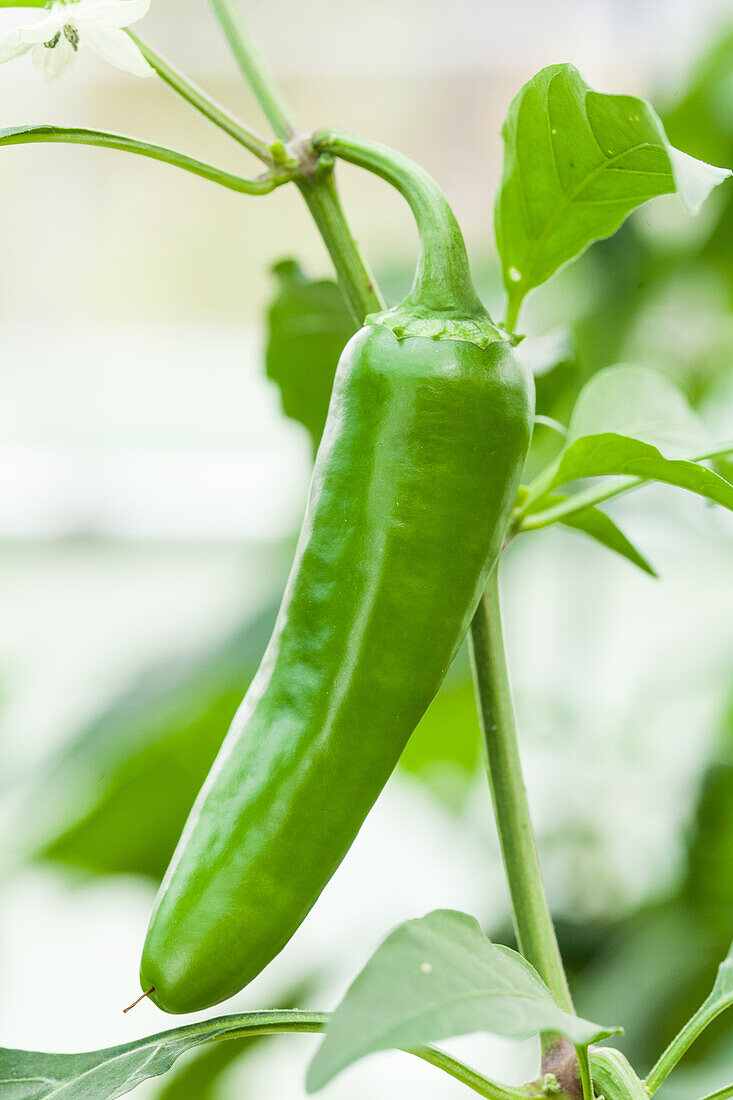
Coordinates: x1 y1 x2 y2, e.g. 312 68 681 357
1 0 732 1097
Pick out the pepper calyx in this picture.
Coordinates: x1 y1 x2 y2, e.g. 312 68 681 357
366 301 520 349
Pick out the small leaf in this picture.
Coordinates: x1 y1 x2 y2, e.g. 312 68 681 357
265 259 355 453
552 433 733 512
495 64 730 317
552 494 657 576
306 910 620 1092
520 366 733 523
0 1012 326 1100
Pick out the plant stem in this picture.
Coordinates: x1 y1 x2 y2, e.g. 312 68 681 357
505 296 521 334
296 173 385 322
312 127 484 315
646 993 732 1094
128 32 274 164
576 1047 594 1100
0 125 291 195
469 566 572 1013
209 0 301 141
415 1045 543 1099
207 2 382 324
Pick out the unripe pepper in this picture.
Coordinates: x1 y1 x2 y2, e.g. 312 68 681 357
140 130 534 1013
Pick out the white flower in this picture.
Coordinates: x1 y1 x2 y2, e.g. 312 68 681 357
0 0 153 80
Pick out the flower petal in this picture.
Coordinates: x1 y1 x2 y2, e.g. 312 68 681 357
73 0 150 29
31 35 77 80
5 10 66 48
0 29 33 64
82 24 153 75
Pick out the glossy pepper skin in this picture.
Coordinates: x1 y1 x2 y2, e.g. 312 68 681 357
141 322 533 1013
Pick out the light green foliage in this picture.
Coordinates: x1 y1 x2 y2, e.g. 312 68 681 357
265 259 355 453
306 910 620 1092
495 64 730 320
520 366 733 535
552 433 733 508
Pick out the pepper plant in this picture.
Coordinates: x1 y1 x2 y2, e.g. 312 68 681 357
0 3 731 1099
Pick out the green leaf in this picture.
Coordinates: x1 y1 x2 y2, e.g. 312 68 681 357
519 367 733 530
0 1012 326 1100
306 910 620 1092
552 433 733 511
495 64 730 318
265 259 356 453
551 494 657 576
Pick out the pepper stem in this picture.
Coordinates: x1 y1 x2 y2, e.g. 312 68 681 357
311 128 485 317
469 566 573 1012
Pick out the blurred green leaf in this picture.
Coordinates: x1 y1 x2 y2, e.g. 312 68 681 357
156 1038 252 1100
495 64 730 318
0 1012 326 1100
266 259 356 453
37 606 277 881
567 366 712 454
686 762 733 926
663 31 733 171
550 493 657 575
306 909 620 1092
399 653 480 807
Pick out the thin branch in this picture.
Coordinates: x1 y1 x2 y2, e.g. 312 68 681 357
128 31 274 164
0 125 292 194
209 0 301 140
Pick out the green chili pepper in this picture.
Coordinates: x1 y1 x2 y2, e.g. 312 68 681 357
140 131 534 1013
